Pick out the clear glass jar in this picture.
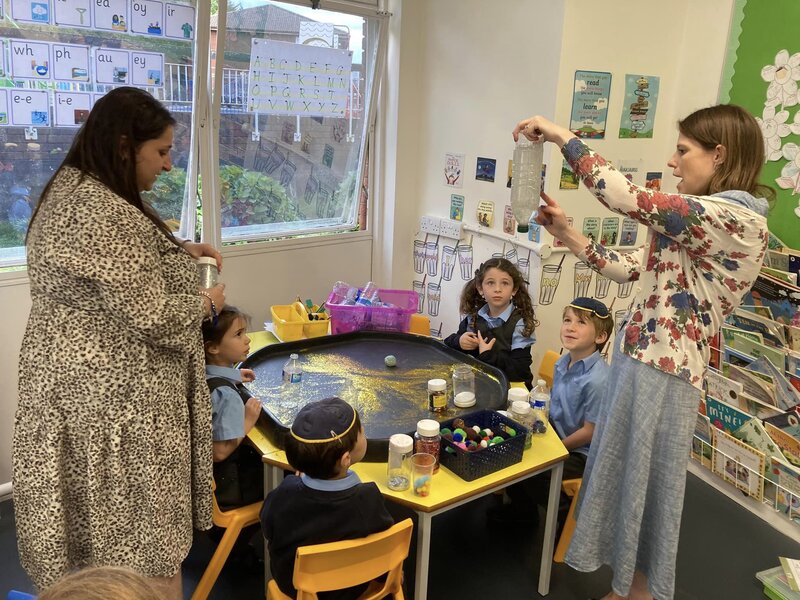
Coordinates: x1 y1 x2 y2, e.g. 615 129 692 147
387 433 413 491
452 364 476 408
414 419 441 473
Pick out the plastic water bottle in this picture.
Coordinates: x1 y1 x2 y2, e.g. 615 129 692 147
332 281 358 305
282 353 302 383
510 138 544 233
530 379 550 433
356 281 380 306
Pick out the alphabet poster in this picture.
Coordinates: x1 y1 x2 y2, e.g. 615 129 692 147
93 48 131 85
247 38 352 117
11 0 50 24
9 89 49 126
130 0 165 36
9 40 50 80
54 0 93 28
52 43 90 82
130 51 164 86
569 70 611 139
93 0 129 33
54 91 92 127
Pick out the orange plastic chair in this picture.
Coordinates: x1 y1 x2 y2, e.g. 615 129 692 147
266 518 413 600
537 349 560 389
553 477 582 563
190 480 264 600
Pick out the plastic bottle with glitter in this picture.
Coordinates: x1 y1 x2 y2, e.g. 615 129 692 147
282 353 302 383
510 137 544 233
196 257 218 289
387 433 413 491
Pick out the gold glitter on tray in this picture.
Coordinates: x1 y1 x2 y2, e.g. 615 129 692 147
244 335 506 441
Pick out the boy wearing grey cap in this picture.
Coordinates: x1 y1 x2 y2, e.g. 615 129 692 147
490 297 613 526
261 397 394 599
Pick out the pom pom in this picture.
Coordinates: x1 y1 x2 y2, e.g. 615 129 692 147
443 432 454 441
452 418 466 430
480 440 488 448
453 432 464 442
490 436 505 445
504 427 517 437
454 428 467 438
441 427 453 436
445 446 456 454
472 425 481 433
384 355 397 367
455 441 467 450
483 428 493 438
465 428 479 441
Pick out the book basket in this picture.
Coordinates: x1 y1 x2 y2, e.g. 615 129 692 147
438 410 528 481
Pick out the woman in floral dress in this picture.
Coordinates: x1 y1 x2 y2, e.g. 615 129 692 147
513 106 771 600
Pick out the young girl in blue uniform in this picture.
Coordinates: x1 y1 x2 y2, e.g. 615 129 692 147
202 306 264 509
444 257 538 388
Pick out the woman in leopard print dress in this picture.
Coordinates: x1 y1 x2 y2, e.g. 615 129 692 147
12 87 226 599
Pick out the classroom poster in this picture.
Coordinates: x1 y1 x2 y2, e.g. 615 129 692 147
475 157 496 182
559 159 579 190
476 200 494 228
646 171 662 190
600 217 619 246
582 217 600 245
619 217 638 246
617 158 643 184
502 205 515 235
449 194 464 221
569 70 611 139
444 153 464 188
619 74 660 139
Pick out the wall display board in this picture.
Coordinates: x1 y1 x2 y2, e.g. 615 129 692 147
53 91 92 127
9 89 50 126
52 43 91 82
720 0 800 249
9 39 50 80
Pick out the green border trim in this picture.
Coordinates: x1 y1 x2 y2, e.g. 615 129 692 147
718 0 748 103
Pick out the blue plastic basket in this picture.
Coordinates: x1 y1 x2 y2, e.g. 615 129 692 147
438 409 527 481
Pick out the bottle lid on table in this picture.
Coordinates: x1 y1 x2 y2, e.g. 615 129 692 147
416 419 440 437
427 378 446 391
511 400 531 415
389 433 414 453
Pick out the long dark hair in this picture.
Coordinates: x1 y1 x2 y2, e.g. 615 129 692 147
459 257 539 337
27 87 178 243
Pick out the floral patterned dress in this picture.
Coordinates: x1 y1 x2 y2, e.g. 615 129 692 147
559 139 768 599
13 168 213 589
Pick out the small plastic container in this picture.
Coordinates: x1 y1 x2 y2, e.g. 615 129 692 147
452 364 476 408
270 304 305 341
507 387 529 410
414 419 441 473
197 257 218 289
387 433 413 491
411 453 436 497
510 400 534 450
427 379 447 413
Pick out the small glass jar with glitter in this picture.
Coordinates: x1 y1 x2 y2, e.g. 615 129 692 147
387 433 413 491
414 419 441 473
197 257 218 289
427 378 447 413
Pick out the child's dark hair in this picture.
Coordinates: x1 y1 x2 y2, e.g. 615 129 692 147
285 408 363 479
460 257 539 337
202 305 250 352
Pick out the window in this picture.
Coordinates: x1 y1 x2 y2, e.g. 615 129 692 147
211 0 379 243
0 0 197 267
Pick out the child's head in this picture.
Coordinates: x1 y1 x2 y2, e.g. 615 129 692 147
285 397 366 479
38 566 164 600
460 257 538 337
202 306 251 367
561 297 613 358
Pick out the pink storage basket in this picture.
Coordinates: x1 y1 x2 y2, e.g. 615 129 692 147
326 288 418 335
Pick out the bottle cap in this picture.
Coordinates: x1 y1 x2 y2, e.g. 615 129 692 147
196 257 217 267
290 353 299 359
389 433 414 453
516 223 529 233
511 400 531 415
537 379 547 387
427 378 446 392
416 419 440 437
507 387 529 403
453 391 476 408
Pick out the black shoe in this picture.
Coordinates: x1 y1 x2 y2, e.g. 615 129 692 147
486 504 539 526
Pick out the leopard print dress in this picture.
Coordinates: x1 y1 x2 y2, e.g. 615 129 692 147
12 167 213 589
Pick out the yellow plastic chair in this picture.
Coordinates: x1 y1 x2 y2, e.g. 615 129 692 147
537 349 560 389
266 518 413 600
553 477 582 563
191 480 264 600
408 314 431 336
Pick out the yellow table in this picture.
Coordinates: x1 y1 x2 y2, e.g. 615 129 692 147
249 426 568 599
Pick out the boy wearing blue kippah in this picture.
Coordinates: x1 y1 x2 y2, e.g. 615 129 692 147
490 297 613 526
261 397 394 600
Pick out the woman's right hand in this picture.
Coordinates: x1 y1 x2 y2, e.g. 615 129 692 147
201 283 226 316
512 115 576 148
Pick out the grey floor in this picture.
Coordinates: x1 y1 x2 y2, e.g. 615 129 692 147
1 472 797 599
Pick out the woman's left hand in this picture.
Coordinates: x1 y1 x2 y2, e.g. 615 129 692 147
182 241 223 272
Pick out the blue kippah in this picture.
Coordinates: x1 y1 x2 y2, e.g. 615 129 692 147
290 397 357 443
568 297 610 318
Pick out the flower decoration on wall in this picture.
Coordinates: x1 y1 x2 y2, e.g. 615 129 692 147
756 105 790 161
775 142 800 194
761 49 800 108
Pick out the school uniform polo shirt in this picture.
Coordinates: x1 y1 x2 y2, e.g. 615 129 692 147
205 364 245 441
